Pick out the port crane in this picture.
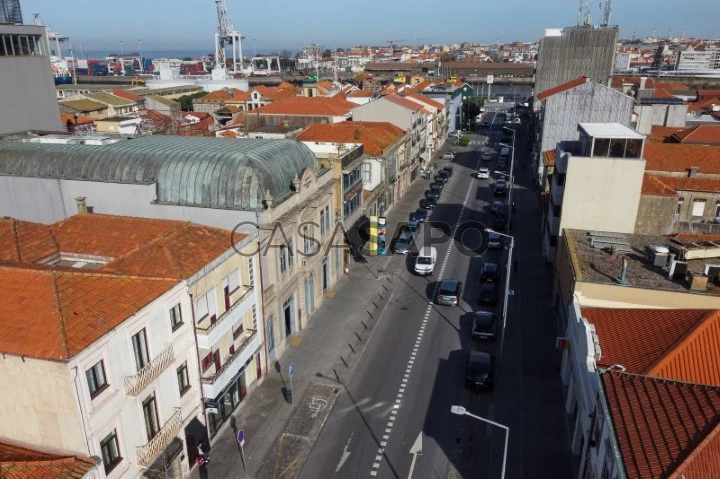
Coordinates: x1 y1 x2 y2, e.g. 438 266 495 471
213 0 244 76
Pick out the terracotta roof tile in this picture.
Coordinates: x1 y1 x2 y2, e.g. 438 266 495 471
670 125 720 145
0 439 96 479
643 143 720 174
581 308 716 377
0 218 58 262
641 174 676 196
400 91 445 110
59 113 96 126
537 76 588 101
218 130 238 138
0 264 178 359
252 96 355 116
610 76 688 90
651 175 720 194
298 121 406 156
699 90 720 99
601 370 720 479
111 89 144 102
649 125 685 140
348 89 375 97
542 149 556 167
382 94 423 112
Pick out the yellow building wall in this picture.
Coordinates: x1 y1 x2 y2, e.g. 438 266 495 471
0 355 85 454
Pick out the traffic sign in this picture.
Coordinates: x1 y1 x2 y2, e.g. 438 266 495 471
289 363 294 377
486 74 494 84
508 290 515 296
237 428 245 446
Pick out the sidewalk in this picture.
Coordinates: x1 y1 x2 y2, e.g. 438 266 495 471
191 162 442 479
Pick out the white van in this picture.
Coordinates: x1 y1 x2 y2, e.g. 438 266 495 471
414 246 437 275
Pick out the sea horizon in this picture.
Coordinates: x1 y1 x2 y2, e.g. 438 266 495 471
76 49 298 60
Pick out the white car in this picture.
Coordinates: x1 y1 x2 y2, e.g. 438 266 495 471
475 167 490 179
481 152 492 161
442 152 455 160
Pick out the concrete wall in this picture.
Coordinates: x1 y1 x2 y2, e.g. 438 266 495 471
0 356 84 454
245 113 347 131
0 25 62 134
540 81 633 156
535 27 618 106
575 281 720 308
560 156 646 234
0 176 257 230
635 195 678 234
634 104 688 135
352 98 412 130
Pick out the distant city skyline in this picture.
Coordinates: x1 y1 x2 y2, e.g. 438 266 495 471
22 0 718 52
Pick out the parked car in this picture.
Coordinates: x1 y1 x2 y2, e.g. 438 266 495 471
497 160 507 171
411 209 427 223
407 220 421 239
487 231 503 250
430 185 442 198
490 200 504 215
432 178 444 191
436 279 462 306
393 230 414 254
480 262 500 283
423 195 438 209
475 167 490 179
471 311 496 340
465 350 494 391
495 178 507 189
442 166 454 177
414 246 437 275
442 152 455 160
481 151 492 161
478 282 499 305
437 170 450 183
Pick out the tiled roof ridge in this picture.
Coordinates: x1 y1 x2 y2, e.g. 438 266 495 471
671 420 720 477
49 269 71 359
537 76 588 101
0 262 178 282
9 218 21 261
644 174 677 196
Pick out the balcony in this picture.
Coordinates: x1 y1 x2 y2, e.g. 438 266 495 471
137 407 183 467
201 329 261 399
124 343 174 397
196 286 255 350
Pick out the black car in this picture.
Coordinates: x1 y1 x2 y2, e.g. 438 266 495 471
411 209 428 223
423 195 438 209
493 212 508 230
437 170 450 183
471 311 496 340
432 179 444 191
465 350 494 391
478 283 499 305
493 186 507 198
480 263 500 283
442 166 454 177
430 185 442 198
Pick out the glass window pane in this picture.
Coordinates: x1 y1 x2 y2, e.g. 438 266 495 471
608 138 625 158
593 138 610 157
626 139 642 158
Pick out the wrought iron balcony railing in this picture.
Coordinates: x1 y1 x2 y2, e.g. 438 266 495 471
136 408 183 467
201 329 258 385
124 343 174 397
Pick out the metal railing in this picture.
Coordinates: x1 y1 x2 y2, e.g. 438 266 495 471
124 343 174 397
201 329 257 385
137 408 183 467
196 286 254 335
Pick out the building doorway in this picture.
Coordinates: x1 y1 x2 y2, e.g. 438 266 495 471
267 316 275 363
322 259 329 290
283 297 294 337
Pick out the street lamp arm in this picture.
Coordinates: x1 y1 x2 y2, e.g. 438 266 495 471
462 411 509 432
484 228 515 241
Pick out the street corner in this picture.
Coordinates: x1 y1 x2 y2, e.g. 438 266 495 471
285 382 339 440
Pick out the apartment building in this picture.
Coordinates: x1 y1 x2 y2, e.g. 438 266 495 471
543 123 646 261
401 91 448 167
244 96 355 131
352 94 424 199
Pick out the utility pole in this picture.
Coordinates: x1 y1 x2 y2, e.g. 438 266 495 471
137 39 143 73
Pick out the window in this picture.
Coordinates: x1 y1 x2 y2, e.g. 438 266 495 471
287 240 294 268
692 200 706 217
362 163 372 182
279 246 288 274
222 270 241 309
556 173 566 186
676 198 684 215
177 362 190 396
233 321 245 340
195 292 216 324
142 394 160 441
716 203 720 219
131 329 149 372
320 209 326 236
169 304 183 331
100 430 122 474
86 360 109 399
325 205 331 232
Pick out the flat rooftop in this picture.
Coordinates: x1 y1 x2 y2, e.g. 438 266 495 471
579 123 645 139
565 229 720 296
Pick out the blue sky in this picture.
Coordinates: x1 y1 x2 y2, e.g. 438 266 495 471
22 0 719 52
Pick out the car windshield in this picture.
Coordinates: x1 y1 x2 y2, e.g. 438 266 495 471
469 359 490 378
474 315 494 330
397 237 410 245
417 257 432 265
439 282 458 295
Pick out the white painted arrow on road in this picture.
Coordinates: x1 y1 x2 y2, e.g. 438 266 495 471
407 432 423 479
335 433 353 473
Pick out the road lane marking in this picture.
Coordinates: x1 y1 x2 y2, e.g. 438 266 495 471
335 434 354 473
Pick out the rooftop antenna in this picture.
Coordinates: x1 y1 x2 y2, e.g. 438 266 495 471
631 26 636 41
680 28 685 41
577 0 583 26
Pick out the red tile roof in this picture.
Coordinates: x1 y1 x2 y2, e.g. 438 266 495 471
537 76 588 101
601 370 720 479
347 89 375 98
649 125 685 141
610 76 688 90
0 218 58 262
382 94 423 112
641 174 677 196
0 439 96 478
698 90 720 99
581 308 719 381
670 124 720 145
651 175 720 194
251 96 355 116
111 89 144 102
298 121 406 156
400 91 445 110
0 264 178 360
643 143 720 174
59 113 96 126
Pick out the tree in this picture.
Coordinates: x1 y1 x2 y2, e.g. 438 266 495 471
177 91 208 112
462 97 485 124
322 49 333 59
651 46 664 69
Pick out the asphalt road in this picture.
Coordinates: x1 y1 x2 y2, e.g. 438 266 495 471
301 119 572 479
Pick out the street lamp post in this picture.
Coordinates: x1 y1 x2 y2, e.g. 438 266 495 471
501 125 517 217
485 228 514 358
451 405 509 479
137 39 143 74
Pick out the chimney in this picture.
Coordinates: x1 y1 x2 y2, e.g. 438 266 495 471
264 189 274 209
75 196 88 214
639 76 647 90
689 166 699 177
617 258 629 285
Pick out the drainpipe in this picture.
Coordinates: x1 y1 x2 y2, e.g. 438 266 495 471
256 240 270 375
71 366 99 475
188 292 208 440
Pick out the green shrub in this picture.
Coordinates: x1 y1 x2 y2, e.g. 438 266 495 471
459 136 470 147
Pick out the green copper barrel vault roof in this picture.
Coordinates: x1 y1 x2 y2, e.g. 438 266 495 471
0 136 318 210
